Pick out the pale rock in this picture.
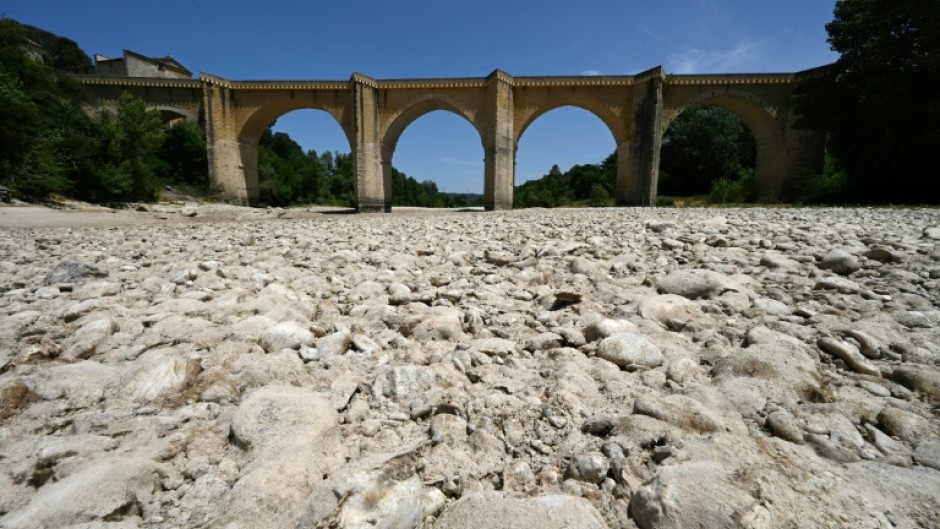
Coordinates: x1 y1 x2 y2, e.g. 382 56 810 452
583 317 636 342
879 407 937 444
259 321 315 352
818 337 880 377
351 333 380 355
759 252 800 269
298 447 424 529
657 269 744 300
913 439 940 470
570 256 598 275
432 492 609 529
596 332 663 370
65 318 118 359
637 294 703 330
128 356 202 403
523 332 563 351
766 410 803 443
890 366 940 401
230 385 338 452
44 260 105 285
630 461 759 529
843 329 883 359
503 461 536 491
33 286 59 299
411 307 465 342
819 249 860 275
815 276 863 293
317 330 353 356
633 394 724 433
568 452 610 484
666 357 700 384
388 282 412 296
0 457 165 529
372 365 438 400
753 297 793 316
472 337 516 357
423 487 447 519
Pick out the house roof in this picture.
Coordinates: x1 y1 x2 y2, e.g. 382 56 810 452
123 49 192 76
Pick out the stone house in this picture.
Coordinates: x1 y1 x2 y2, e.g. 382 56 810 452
85 50 192 79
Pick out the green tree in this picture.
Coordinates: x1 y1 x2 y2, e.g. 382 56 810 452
0 17 97 200
157 120 209 192
95 92 166 201
659 106 756 196
795 0 940 203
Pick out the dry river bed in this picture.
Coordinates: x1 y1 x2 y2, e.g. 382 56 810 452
1 203 939 529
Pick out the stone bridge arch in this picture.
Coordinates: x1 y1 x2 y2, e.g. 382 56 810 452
78 76 203 125
231 88 354 205
76 66 824 210
662 75 820 198
378 92 486 207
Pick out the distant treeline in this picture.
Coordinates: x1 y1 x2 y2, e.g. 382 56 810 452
256 128 482 208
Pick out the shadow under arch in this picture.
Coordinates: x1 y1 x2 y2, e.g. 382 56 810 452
663 89 785 195
236 99 353 206
380 95 486 206
152 106 198 125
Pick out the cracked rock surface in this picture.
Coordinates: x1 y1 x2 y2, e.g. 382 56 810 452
1 204 939 528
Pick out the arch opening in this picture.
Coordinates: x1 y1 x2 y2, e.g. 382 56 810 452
660 92 785 202
248 108 353 207
385 108 484 209
514 106 617 208
155 107 196 125
659 105 757 200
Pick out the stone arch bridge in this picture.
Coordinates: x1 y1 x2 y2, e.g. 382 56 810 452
78 67 824 211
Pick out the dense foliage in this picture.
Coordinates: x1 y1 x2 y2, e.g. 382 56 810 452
659 106 755 197
514 154 617 208
256 128 472 207
0 18 209 202
795 0 940 203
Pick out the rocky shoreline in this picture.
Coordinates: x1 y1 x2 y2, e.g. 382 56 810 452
1 205 939 528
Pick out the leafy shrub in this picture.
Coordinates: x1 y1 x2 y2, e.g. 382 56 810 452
708 171 757 204
784 155 849 204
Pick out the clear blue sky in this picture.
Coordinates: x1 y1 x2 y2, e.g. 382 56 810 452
3 0 838 192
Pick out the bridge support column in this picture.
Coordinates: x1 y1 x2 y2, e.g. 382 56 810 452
484 71 515 211
617 69 664 206
203 78 255 205
351 74 388 212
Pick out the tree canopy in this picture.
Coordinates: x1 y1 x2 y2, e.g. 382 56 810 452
795 0 940 203
659 106 756 196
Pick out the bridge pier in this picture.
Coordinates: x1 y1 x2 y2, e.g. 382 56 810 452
202 77 256 206
617 70 664 207
483 71 515 211
351 75 388 212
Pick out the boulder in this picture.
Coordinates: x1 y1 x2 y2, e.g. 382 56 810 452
432 492 608 529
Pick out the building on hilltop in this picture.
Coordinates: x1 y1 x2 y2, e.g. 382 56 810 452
84 50 192 79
